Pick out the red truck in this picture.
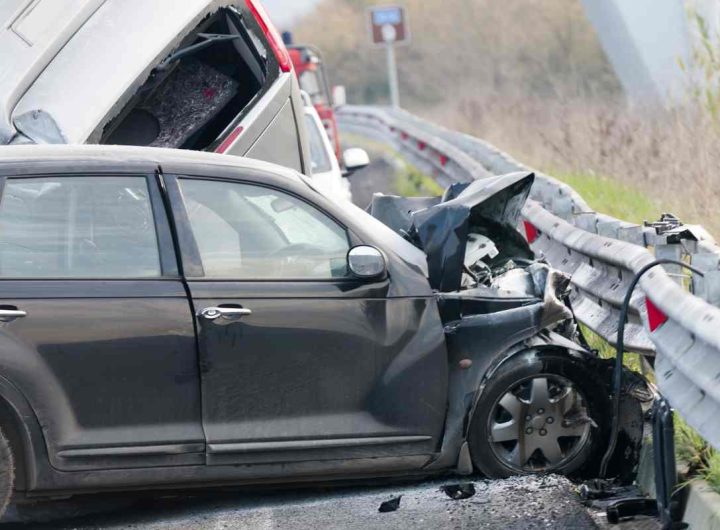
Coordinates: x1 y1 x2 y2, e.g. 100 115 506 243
286 42 342 161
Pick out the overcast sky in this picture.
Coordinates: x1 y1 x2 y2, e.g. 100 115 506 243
263 0 321 30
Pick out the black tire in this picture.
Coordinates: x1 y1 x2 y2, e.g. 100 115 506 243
0 426 14 517
467 349 609 479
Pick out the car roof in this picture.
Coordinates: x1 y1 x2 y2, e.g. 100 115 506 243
0 144 305 184
0 0 229 144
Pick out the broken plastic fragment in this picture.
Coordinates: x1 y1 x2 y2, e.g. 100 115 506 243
440 483 476 500
378 495 402 512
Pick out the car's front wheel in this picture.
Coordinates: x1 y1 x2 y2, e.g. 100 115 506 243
468 349 609 478
0 425 14 517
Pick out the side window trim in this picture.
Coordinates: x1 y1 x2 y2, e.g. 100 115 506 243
162 174 205 278
165 174 354 281
0 173 167 280
148 170 180 277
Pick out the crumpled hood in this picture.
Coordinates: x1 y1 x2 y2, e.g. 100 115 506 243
369 172 535 292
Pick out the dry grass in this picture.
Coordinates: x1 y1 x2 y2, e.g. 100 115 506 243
294 0 619 104
294 0 718 237
420 96 720 237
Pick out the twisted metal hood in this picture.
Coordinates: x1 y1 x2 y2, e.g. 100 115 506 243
370 172 535 292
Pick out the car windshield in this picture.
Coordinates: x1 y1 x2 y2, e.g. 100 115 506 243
304 113 333 173
299 70 326 105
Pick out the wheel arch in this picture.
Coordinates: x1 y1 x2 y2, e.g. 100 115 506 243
466 339 612 477
0 375 48 494
479 332 595 392
467 332 600 434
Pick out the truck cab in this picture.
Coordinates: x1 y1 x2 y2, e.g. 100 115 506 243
286 42 342 162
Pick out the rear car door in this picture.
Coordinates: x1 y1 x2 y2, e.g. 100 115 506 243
0 169 203 471
165 174 447 467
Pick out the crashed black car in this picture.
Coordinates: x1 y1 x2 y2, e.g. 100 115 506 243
0 145 641 511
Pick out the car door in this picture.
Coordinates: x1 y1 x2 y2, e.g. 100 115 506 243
165 174 447 467
0 169 203 471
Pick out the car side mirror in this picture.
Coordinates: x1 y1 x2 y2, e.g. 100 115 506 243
332 85 347 107
342 148 370 177
347 246 386 278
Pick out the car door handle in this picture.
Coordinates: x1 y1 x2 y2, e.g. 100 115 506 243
0 308 27 323
198 306 252 321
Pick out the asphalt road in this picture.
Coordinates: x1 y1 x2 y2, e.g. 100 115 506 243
346 154 399 208
3 474 599 529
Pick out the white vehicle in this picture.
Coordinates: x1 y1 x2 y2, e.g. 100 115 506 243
0 0 311 173
302 93 368 203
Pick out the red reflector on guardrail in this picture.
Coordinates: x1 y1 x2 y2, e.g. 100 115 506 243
646 298 668 331
523 220 539 243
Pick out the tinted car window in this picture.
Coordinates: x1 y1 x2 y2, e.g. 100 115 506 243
304 114 333 174
179 179 349 279
0 176 160 278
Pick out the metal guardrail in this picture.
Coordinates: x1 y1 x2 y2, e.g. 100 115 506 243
338 105 720 450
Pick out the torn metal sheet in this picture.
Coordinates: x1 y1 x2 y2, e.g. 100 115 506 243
370 172 534 292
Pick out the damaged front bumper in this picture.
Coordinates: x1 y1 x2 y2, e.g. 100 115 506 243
369 172 649 479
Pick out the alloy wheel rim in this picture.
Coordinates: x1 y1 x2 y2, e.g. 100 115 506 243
487 374 592 472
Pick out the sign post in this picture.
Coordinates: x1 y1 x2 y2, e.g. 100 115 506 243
382 24 400 108
369 6 408 108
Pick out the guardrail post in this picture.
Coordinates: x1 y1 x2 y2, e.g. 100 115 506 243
653 398 679 528
654 239 685 285
597 218 621 239
551 196 574 221
690 253 720 305
575 212 599 233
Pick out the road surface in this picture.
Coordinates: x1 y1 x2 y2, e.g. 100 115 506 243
4 474 599 529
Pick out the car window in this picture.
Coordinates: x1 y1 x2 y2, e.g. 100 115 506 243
98 7 265 151
304 114 333 174
179 179 349 279
299 70 324 105
0 176 161 278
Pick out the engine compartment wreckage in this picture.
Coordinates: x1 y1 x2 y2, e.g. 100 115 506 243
370 172 648 480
